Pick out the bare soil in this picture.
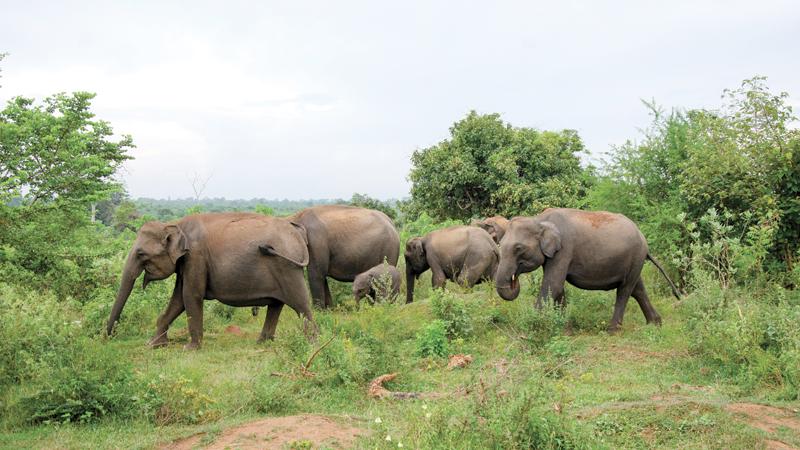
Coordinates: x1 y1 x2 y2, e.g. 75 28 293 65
162 414 368 450
726 403 800 450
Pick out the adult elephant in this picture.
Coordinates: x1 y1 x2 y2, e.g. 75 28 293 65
495 208 681 332
471 215 509 244
405 226 498 303
106 213 315 349
289 205 400 308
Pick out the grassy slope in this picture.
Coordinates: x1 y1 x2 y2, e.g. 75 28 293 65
1 270 797 449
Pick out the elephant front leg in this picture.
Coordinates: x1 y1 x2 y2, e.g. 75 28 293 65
537 264 567 309
181 268 206 350
258 302 284 342
307 263 328 309
150 278 185 348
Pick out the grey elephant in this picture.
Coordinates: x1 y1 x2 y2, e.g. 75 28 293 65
494 208 681 332
470 215 509 244
405 226 499 303
106 213 316 349
352 263 401 306
289 205 400 308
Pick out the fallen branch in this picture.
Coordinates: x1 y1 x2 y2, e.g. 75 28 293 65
368 373 444 400
270 335 337 379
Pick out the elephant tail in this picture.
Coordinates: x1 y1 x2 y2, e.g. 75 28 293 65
259 244 309 267
646 253 682 300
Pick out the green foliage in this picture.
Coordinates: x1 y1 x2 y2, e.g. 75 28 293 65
684 282 800 399
513 304 567 350
429 290 473 338
150 375 218 425
399 212 462 242
349 192 397 220
407 111 593 221
254 204 275 216
415 320 449 358
591 77 800 277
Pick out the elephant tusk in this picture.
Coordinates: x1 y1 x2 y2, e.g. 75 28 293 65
511 273 516 281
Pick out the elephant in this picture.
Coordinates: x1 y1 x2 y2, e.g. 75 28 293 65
106 213 316 349
289 205 400 308
405 226 499 303
470 215 509 244
352 263 401 306
494 208 681 332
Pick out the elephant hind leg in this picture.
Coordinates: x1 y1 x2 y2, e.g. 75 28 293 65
608 283 636 333
323 278 333 308
631 278 662 326
258 301 283 342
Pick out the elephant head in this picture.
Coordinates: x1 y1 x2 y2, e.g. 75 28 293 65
352 272 372 302
471 216 509 244
495 218 561 301
106 221 188 335
404 237 429 303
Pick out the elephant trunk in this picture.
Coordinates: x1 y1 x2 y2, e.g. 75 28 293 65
495 261 520 301
106 248 144 335
405 263 415 304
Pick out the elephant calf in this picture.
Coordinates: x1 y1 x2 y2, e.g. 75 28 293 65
405 226 498 303
352 264 401 306
106 213 317 349
495 208 681 332
470 215 509 244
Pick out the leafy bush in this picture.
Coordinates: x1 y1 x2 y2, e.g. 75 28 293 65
416 320 449 358
430 290 474 338
684 281 800 399
513 305 567 350
565 291 610 333
151 375 218 425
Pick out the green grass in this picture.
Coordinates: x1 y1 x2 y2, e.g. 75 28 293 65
1 272 798 449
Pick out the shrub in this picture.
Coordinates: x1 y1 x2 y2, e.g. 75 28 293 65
565 291 609 333
151 375 218 425
430 290 474 338
513 305 567 351
416 320 449 358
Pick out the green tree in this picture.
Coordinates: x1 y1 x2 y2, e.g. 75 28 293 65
591 77 800 276
0 91 134 296
349 193 397 220
407 111 593 221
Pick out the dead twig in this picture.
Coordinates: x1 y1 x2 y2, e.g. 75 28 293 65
270 335 337 379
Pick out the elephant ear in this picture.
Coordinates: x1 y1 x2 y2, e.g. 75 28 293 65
539 221 562 258
290 221 308 246
163 225 188 264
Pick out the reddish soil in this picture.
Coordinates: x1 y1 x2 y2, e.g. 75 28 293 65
162 414 368 450
223 325 244 335
726 403 800 434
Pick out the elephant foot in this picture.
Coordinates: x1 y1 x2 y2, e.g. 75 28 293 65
183 342 201 351
148 335 169 348
606 323 622 334
257 335 275 343
647 316 663 326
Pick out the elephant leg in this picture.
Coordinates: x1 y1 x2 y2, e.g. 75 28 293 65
150 278 184 348
251 306 260 316
608 284 636 333
429 259 447 289
537 263 567 309
307 262 328 309
181 264 207 350
631 278 662 326
258 301 284 342
323 278 333 308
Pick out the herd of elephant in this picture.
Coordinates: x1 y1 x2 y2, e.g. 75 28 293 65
106 205 681 350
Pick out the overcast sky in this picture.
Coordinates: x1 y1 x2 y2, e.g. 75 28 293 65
1 1 798 200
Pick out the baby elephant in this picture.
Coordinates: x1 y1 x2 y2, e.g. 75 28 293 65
352 264 401 305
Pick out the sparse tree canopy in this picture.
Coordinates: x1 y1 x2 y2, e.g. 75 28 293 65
0 92 134 207
407 111 593 221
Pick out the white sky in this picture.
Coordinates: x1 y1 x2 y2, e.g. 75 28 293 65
1 0 798 200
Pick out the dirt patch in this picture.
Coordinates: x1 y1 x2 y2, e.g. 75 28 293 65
575 210 617 228
162 414 368 450
726 403 800 434
765 439 796 450
224 325 244 335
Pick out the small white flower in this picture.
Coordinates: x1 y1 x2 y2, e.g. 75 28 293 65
398 443 404 448
385 435 392 441
422 404 428 410
374 417 382 424
425 412 432 419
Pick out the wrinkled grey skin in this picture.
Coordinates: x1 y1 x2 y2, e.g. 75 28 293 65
106 213 316 350
495 208 681 332
352 264 401 306
405 226 499 303
470 215 509 244
289 205 400 308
